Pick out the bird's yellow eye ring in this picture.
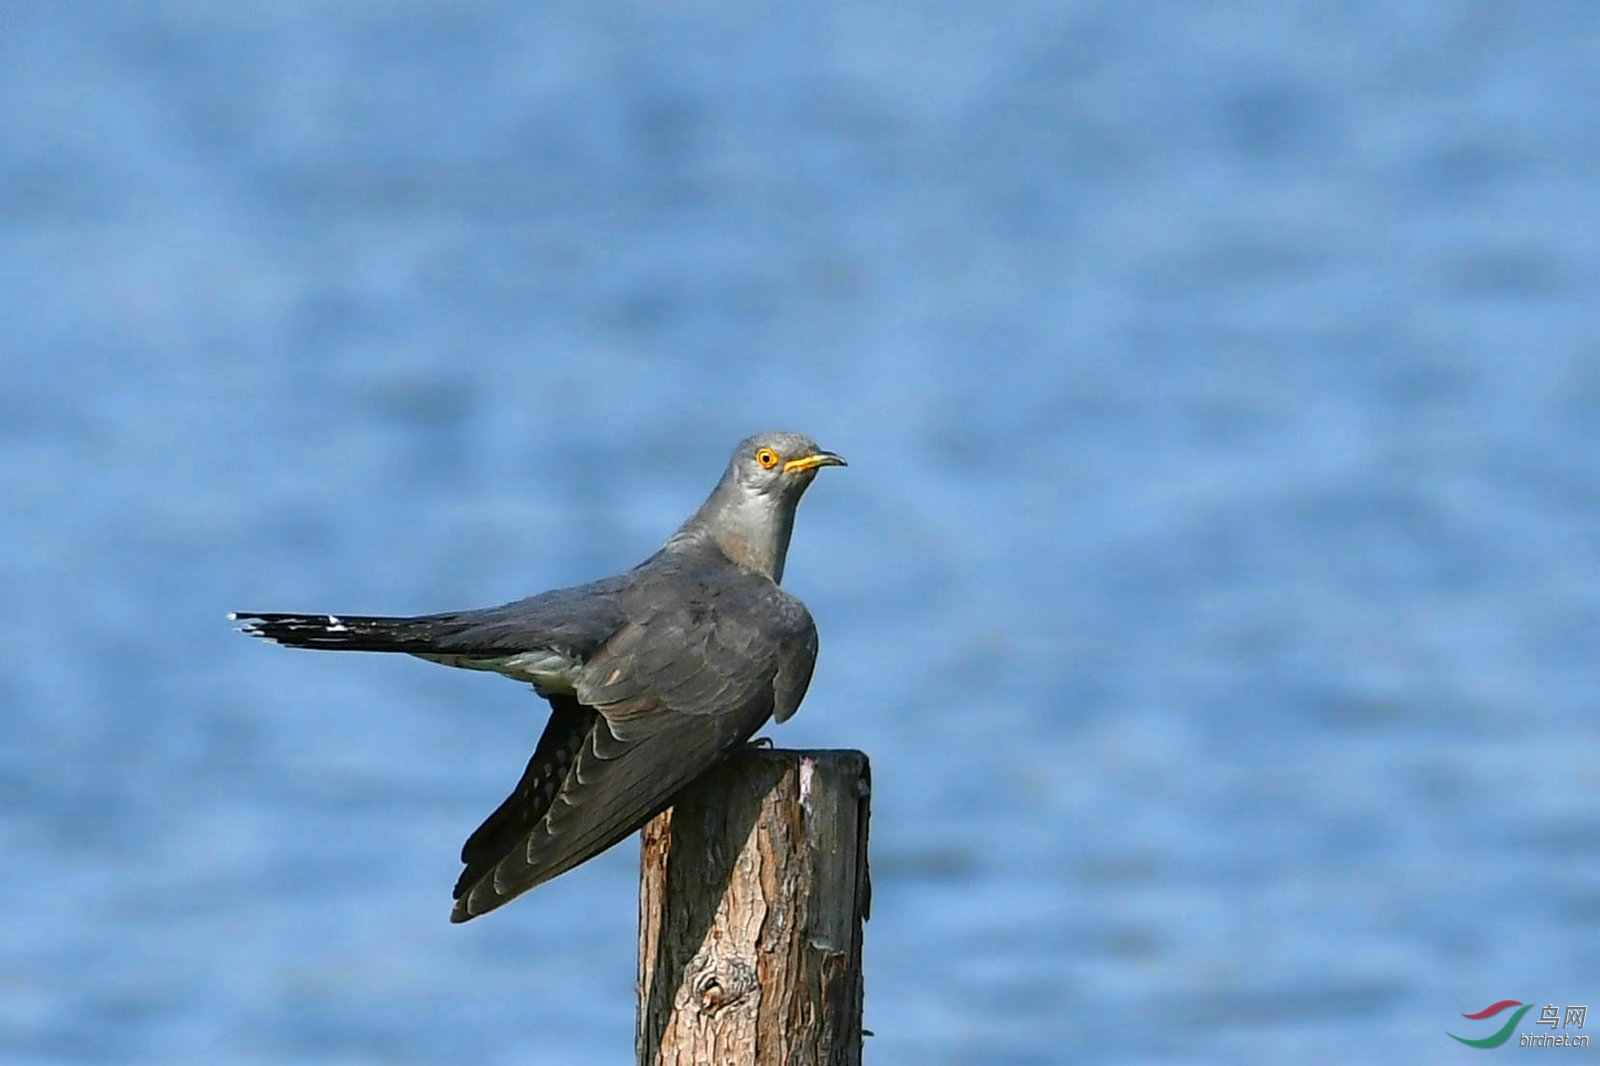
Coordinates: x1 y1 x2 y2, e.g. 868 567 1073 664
755 448 780 469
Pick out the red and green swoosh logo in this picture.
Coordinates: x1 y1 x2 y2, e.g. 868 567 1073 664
1448 1001 1534 1048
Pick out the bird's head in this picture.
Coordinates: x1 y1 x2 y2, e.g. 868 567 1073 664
729 431 848 499
670 432 846 582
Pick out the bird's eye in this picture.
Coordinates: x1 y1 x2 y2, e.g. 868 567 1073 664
755 448 780 469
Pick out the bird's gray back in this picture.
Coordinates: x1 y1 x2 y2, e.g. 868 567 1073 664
413 544 817 715
578 545 820 728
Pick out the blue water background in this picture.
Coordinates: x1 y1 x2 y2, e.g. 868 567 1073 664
3 3 1598 1063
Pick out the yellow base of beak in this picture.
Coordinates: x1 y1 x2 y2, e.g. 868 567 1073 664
782 452 847 473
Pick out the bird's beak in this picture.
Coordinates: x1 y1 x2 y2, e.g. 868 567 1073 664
782 451 847 473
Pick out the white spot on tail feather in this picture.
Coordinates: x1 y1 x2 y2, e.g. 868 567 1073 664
325 615 348 633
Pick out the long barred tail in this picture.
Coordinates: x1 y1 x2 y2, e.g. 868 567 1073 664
229 611 460 652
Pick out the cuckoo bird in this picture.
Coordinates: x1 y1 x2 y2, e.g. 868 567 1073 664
232 432 844 922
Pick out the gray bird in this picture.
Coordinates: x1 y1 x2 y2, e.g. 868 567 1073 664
232 432 844 922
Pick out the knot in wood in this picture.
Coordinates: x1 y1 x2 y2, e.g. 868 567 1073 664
691 958 757 1014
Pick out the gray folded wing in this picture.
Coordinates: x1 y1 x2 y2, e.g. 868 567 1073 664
450 568 819 921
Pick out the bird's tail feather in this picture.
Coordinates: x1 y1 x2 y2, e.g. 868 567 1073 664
229 611 467 652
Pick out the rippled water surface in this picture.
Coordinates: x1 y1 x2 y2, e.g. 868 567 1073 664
3 3 1598 1063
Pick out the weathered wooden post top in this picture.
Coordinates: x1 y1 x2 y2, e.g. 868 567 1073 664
638 748 871 1066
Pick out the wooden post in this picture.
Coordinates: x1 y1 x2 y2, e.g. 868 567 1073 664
637 749 871 1066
